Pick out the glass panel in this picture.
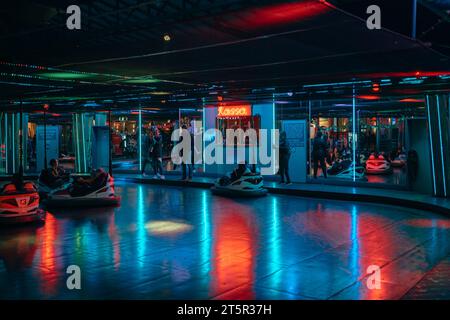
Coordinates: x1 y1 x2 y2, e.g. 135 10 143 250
176 108 203 174
275 100 309 182
111 111 139 171
357 95 426 188
309 99 355 182
73 113 93 173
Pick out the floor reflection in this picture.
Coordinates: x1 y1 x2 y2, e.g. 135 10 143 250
0 181 449 300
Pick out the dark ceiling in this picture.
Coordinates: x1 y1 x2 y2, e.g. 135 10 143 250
0 0 449 114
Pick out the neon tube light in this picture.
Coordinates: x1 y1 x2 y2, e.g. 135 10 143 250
202 98 206 173
304 80 371 88
426 95 437 195
217 105 251 118
352 87 356 182
5 115 8 173
76 115 80 171
81 114 87 172
436 96 447 197
12 115 15 173
272 94 276 175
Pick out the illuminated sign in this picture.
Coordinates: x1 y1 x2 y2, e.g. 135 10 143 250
217 105 251 118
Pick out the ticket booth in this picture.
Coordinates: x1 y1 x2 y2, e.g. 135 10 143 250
203 102 275 176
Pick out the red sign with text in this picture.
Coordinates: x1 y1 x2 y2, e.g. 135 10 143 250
217 105 251 118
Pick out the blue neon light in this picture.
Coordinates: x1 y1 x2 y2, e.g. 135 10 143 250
426 95 437 195
12 115 15 173
272 94 276 175
202 98 206 173
304 80 371 88
137 185 146 268
4 116 7 173
350 205 360 278
436 96 447 197
201 191 211 273
352 87 356 182
81 114 87 172
270 197 281 271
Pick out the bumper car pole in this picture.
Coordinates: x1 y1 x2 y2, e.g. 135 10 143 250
108 109 113 177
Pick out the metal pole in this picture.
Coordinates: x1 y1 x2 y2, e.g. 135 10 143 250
19 101 24 179
412 0 417 39
108 109 113 176
138 105 142 173
352 86 356 182
44 108 48 170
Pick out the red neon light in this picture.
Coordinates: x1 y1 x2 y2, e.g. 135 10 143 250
356 95 380 100
372 83 380 92
225 0 330 30
217 105 251 118
358 71 450 79
399 98 425 103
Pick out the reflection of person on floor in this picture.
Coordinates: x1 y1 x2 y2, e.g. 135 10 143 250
152 128 165 180
279 131 292 185
312 131 328 179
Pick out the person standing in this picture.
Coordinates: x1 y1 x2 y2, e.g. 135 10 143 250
312 131 328 179
279 131 292 185
152 128 165 179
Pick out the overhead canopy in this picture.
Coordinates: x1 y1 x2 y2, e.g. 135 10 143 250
0 0 449 112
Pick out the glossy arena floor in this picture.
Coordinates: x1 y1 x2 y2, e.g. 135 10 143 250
1 182 449 300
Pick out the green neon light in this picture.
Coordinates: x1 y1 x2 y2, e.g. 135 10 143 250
39 72 92 79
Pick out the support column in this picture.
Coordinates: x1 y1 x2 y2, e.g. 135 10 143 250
73 113 94 173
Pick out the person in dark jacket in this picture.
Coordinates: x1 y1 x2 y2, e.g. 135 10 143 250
41 159 67 188
151 128 165 179
312 131 328 179
279 131 291 184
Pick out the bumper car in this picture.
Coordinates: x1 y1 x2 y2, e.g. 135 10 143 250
327 160 367 181
211 166 267 197
44 169 120 208
365 154 393 175
0 180 46 225
391 153 407 168
38 168 70 198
